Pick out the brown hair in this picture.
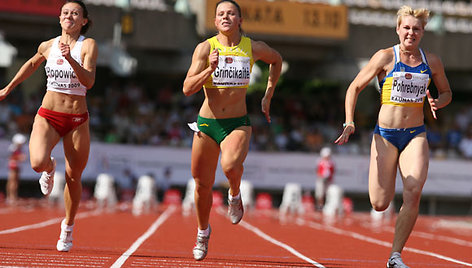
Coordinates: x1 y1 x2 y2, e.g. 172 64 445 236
64 0 92 34
215 0 243 33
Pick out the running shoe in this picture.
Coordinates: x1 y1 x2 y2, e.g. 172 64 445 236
193 225 211 261
39 157 56 196
387 255 410 268
227 193 244 224
57 219 74 252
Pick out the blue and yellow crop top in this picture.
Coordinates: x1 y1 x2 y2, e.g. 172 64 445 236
203 36 254 89
379 44 432 107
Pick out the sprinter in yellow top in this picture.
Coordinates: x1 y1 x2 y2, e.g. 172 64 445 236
183 0 282 261
203 35 253 89
335 5 452 268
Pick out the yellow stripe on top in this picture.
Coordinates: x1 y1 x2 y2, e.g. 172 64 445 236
379 45 432 108
203 36 254 89
381 77 428 107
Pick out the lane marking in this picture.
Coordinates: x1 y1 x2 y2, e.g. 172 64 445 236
0 210 100 235
297 218 472 267
131 258 300 267
216 208 325 268
0 207 13 214
0 252 111 267
375 224 472 248
110 205 176 268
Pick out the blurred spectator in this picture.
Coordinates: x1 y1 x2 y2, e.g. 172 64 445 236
315 147 335 211
427 125 444 154
115 168 138 201
6 133 27 205
2 76 472 160
459 126 472 159
446 122 462 154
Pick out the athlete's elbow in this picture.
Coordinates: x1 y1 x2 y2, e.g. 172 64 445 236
183 81 199 96
272 52 283 68
84 80 95 89
182 86 194 97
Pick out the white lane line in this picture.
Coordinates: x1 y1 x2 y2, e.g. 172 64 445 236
110 205 176 268
0 252 111 267
297 218 472 267
379 225 472 248
216 208 325 268
0 210 101 235
0 207 13 214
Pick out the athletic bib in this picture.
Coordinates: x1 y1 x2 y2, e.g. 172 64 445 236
212 55 251 87
390 71 428 104
203 36 254 89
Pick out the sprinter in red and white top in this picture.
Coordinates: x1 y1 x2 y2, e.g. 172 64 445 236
0 0 97 253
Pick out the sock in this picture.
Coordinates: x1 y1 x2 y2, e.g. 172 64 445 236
61 219 74 232
197 226 210 237
390 252 401 259
228 191 241 201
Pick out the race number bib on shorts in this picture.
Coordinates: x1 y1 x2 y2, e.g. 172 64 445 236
212 55 250 87
390 71 429 104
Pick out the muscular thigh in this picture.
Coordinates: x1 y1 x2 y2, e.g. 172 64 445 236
369 134 399 203
29 115 61 162
191 131 220 185
398 133 429 192
220 126 251 167
63 120 90 175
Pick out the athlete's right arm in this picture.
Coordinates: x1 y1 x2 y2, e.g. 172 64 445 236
0 40 49 101
335 49 391 145
183 41 217 96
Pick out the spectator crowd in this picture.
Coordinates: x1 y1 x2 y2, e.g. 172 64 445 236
1 77 472 160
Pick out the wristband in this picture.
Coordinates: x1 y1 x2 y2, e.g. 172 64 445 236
343 121 355 128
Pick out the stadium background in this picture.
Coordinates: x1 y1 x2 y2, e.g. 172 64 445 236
0 0 471 215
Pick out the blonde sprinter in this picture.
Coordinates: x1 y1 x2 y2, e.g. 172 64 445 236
335 6 451 268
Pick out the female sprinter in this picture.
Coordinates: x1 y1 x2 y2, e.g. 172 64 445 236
0 0 97 252
335 6 452 268
183 0 282 261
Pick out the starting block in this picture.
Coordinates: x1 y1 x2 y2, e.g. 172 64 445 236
239 180 254 211
182 178 196 216
49 171 65 206
279 183 304 216
323 184 344 217
94 173 117 212
132 175 157 215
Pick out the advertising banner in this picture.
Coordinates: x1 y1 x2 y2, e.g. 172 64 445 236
0 140 471 197
0 0 63 16
205 0 348 40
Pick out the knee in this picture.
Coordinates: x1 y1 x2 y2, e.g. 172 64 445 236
221 157 243 178
30 156 49 173
402 185 423 206
194 178 213 194
371 200 391 212
221 162 243 179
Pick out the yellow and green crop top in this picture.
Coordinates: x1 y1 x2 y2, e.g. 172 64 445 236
203 36 254 89
379 44 432 107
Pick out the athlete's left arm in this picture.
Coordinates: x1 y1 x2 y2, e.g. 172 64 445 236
252 40 283 123
426 52 452 119
62 38 98 89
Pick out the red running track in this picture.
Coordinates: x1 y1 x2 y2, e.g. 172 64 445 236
0 200 471 267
